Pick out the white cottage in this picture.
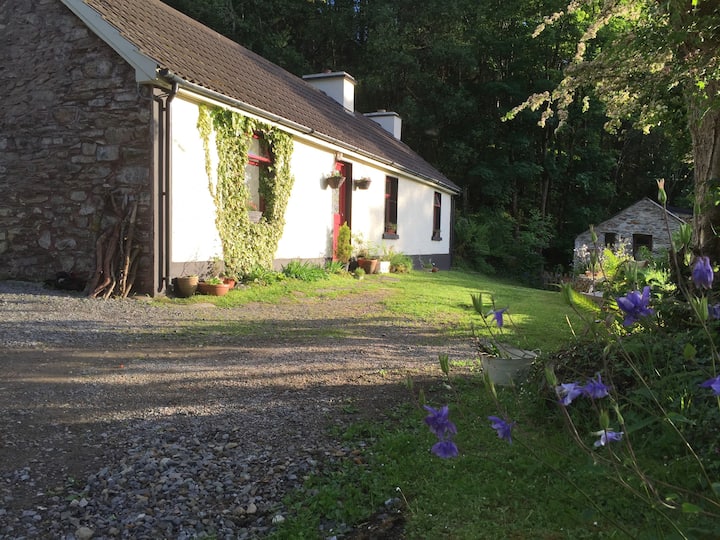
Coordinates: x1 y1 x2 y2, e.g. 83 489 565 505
0 0 459 295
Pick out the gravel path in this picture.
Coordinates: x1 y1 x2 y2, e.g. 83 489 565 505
0 280 474 539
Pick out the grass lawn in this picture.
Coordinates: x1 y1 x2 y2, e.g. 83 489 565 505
163 269 692 538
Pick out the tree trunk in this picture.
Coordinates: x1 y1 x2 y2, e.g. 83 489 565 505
689 80 720 260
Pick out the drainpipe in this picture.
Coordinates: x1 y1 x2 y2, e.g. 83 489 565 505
152 82 178 294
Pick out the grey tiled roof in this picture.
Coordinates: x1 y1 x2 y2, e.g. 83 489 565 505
80 0 458 192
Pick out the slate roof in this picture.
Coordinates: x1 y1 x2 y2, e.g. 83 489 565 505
77 0 458 192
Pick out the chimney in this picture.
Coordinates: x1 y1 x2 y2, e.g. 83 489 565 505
303 71 356 112
364 110 402 140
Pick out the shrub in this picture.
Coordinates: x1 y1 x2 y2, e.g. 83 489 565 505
281 260 328 282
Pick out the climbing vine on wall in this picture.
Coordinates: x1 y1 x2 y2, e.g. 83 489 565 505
197 104 294 277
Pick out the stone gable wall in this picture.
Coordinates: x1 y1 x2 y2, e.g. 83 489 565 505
0 0 155 293
574 198 685 267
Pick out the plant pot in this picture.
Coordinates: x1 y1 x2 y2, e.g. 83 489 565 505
326 175 345 189
378 260 391 274
357 257 379 274
174 276 199 298
222 277 236 288
354 178 372 190
482 356 535 386
197 281 231 296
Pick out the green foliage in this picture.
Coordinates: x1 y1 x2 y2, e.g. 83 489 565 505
198 105 294 278
453 210 554 284
281 260 329 282
335 222 352 264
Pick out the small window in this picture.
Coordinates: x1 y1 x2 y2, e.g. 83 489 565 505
383 176 398 239
432 191 442 241
245 134 271 213
632 234 652 258
604 232 617 249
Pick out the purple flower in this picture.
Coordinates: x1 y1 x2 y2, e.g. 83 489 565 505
556 382 584 406
700 375 720 396
593 429 624 447
583 374 610 399
431 440 459 459
490 308 508 328
692 256 714 289
709 304 720 321
616 286 654 327
488 415 514 444
423 405 457 439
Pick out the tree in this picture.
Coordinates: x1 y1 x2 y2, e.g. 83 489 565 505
507 0 720 258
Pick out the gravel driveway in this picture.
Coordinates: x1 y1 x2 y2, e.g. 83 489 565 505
0 280 474 539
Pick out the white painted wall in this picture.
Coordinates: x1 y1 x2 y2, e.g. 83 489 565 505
170 97 222 264
275 140 336 259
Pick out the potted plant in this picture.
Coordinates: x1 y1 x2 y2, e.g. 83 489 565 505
197 276 231 296
325 171 345 189
174 275 199 297
354 177 372 190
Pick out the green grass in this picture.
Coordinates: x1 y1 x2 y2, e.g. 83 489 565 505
157 269 706 537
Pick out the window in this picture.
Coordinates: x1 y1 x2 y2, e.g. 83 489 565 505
632 234 652 258
384 176 398 239
245 134 271 214
604 232 617 249
432 191 442 241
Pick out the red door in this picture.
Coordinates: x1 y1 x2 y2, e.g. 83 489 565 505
333 162 352 260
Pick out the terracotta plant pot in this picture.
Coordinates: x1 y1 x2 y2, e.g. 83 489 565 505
197 281 231 296
222 277 236 288
358 257 379 274
174 276 199 298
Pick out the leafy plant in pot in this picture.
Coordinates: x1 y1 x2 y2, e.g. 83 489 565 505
197 276 231 296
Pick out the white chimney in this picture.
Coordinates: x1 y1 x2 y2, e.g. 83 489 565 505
364 110 402 140
303 71 356 112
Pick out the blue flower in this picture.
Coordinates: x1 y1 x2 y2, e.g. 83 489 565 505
709 304 720 321
556 382 584 406
431 440 459 459
489 308 508 328
423 405 457 439
593 429 623 447
583 374 610 399
488 415 514 444
699 375 720 396
616 286 654 327
692 256 714 289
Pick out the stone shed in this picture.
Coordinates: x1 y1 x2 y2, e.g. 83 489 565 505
574 197 689 267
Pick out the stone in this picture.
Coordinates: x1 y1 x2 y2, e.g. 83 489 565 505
76 526 94 539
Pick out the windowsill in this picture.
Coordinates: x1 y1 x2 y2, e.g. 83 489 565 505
382 232 399 240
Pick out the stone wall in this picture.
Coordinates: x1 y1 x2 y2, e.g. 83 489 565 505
574 198 686 268
0 0 155 293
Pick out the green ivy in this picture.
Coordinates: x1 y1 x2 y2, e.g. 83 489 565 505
197 104 295 278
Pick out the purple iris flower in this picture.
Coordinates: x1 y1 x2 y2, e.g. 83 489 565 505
431 440 459 459
491 308 508 328
583 374 610 399
488 415 514 444
700 375 720 396
556 382 584 406
423 405 457 439
593 429 624 447
709 304 720 321
692 256 714 289
616 286 654 327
